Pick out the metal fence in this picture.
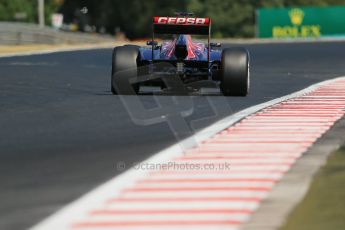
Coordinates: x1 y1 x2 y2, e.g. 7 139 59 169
0 22 114 45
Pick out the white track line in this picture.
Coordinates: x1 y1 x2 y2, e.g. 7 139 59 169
0 43 115 58
30 76 345 230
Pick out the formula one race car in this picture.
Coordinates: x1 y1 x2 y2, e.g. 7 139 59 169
111 13 250 96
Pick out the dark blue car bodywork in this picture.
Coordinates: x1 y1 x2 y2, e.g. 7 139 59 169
136 34 222 84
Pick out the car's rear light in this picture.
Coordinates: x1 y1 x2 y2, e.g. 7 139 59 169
177 62 184 73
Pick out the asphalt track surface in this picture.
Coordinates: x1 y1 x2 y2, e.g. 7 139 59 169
1 41 345 230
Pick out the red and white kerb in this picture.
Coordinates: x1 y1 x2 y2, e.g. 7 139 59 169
31 78 345 230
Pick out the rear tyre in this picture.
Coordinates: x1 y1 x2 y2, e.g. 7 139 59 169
111 46 140 95
220 47 250 96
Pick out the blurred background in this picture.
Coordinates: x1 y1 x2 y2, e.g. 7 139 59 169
0 0 345 45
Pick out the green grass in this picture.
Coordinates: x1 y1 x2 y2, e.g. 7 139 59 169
279 146 345 230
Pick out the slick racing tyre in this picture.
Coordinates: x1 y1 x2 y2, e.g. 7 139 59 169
111 46 140 95
220 47 250 96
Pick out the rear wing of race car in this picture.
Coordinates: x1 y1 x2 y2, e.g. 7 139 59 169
152 16 212 62
153 17 211 35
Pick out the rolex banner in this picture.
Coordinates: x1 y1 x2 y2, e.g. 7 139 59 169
257 6 345 38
